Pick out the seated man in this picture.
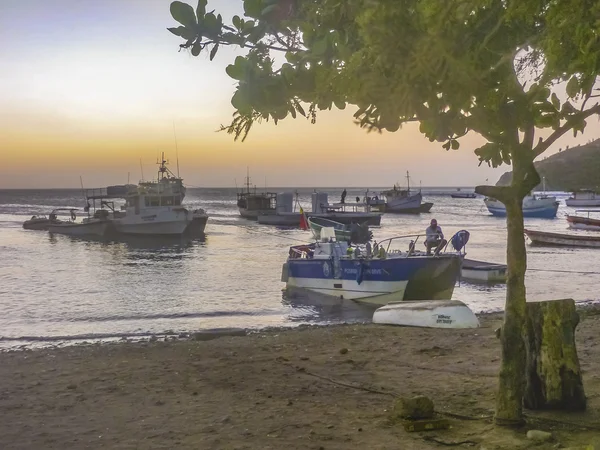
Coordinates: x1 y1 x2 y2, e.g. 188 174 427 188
425 219 447 255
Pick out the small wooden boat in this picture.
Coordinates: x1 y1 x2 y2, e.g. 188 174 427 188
524 229 600 248
461 259 507 283
308 217 372 243
372 300 480 329
566 210 600 231
385 202 433 214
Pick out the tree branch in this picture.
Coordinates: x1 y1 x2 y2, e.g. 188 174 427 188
533 104 600 157
474 185 512 202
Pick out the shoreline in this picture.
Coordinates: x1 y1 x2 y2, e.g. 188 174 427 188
1 304 599 449
3 300 600 352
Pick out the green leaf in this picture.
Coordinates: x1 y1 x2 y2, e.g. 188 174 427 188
442 141 451 150
262 4 278 16
231 89 253 116
566 76 580 98
167 27 185 37
191 43 201 56
295 103 306 117
450 139 459 150
232 15 242 30
244 0 263 18
313 37 328 56
195 0 207 21
334 99 346 110
170 1 197 27
210 43 219 61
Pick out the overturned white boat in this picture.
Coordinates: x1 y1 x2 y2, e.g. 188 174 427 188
372 300 480 329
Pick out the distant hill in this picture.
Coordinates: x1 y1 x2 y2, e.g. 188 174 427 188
496 139 600 191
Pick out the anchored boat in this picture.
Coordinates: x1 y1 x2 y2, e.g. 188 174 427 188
372 171 433 213
525 229 600 248
484 195 559 218
461 259 507 283
566 210 600 231
282 229 469 306
565 190 600 207
451 188 477 199
307 217 372 244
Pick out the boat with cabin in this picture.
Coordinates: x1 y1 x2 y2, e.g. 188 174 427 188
258 191 382 227
85 154 207 236
281 228 469 306
484 195 559 218
565 189 600 207
566 210 600 231
236 169 277 219
524 228 600 248
47 208 110 237
370 172 433 213
485 177 559 218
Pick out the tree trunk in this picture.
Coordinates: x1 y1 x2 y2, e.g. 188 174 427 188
524 299 586 411
493 195 528 426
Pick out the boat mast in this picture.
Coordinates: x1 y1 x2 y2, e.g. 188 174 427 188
173 122 181 178
406 171 411 192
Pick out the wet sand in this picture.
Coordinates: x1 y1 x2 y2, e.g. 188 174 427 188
1 309 599 450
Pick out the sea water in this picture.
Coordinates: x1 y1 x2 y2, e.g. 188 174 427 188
1 187 598 349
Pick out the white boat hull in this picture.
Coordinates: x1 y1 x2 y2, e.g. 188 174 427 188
286 276 409 306
48 221 108 237
386 192 422 210
568 222 600 231
113 219 189 235
565 199 600 207
461 259 507 283
372 300 480 329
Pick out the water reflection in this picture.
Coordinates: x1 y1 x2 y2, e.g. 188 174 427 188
282 288 375 324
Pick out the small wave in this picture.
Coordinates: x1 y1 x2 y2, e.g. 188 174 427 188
52 309 282 323
0 327 249 343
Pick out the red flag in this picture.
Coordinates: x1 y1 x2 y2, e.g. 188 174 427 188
299 207 309 230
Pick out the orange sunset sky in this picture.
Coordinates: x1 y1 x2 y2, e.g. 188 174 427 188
1 0 600 189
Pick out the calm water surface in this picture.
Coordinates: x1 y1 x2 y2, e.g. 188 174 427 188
1 187 598 349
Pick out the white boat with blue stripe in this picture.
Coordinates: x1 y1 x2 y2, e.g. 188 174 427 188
282 229 468 306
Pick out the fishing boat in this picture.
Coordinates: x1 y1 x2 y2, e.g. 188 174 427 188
566 210 600 231
281 229 469 306
372 300 480 329
451 188 477 199
373 171 433 213
524 229 600 248
484 195 559 218
565 189 600 207
307 217 372 244
258 191 382 227
47 209 109 237
461 259 507 283
236 169 277 219
85 154 199 236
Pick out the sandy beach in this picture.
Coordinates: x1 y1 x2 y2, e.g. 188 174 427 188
1 308 599 450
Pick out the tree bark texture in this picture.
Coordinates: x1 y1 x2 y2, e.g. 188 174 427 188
493 195 528 426
524 299 586 411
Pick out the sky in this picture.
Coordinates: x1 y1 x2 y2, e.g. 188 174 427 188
1 0 599 189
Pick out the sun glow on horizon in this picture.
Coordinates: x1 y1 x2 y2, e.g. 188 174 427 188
2 0 600 189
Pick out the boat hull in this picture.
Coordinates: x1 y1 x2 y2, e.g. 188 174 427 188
485 198 559 218
385 202 433 214
461 259 507 283
566 215 600 231
525 229 600 248
565 199 600 207
284 255 461 306
451 193 476 199
187 213 208 234
259 212 382 227
113 219 189 236
48 221 108 237
239 208 275 220
23 219 53 230
372 300 480 329
386 193 422 210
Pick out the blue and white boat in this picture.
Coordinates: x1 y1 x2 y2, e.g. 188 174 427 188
281 229 468 306
484 194 559 218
